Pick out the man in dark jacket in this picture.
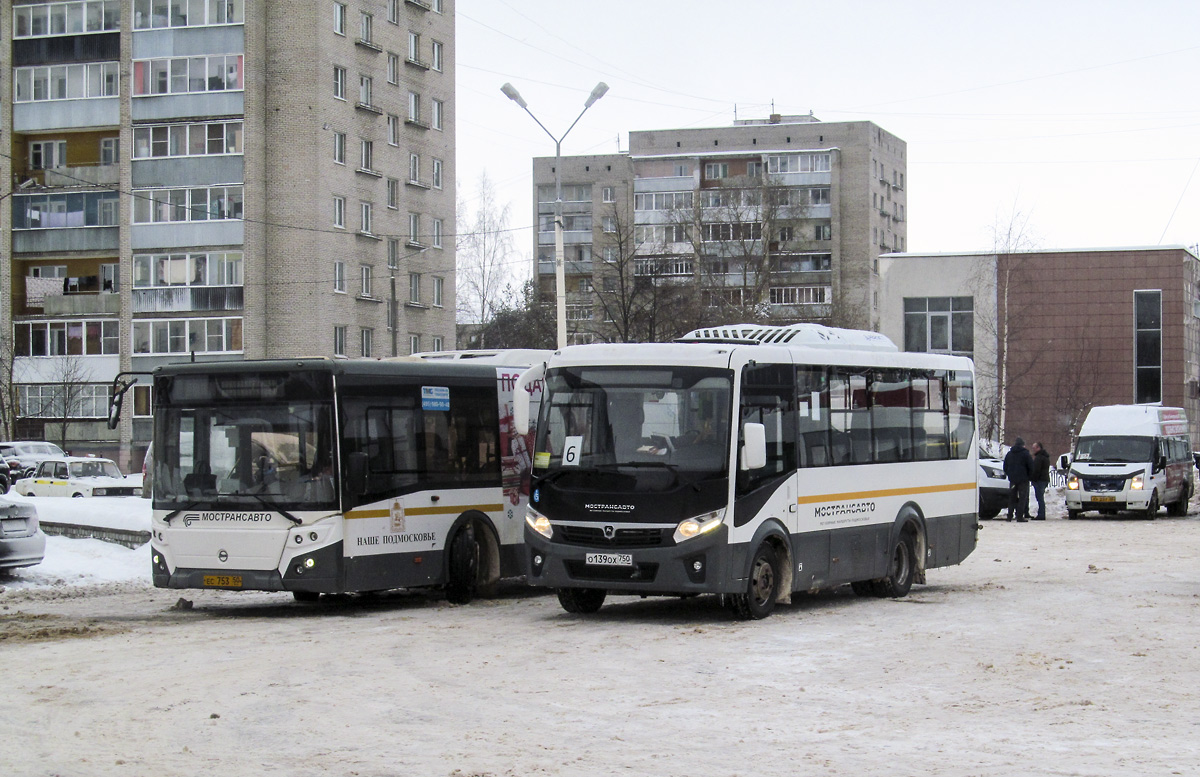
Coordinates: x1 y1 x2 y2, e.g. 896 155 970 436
1003 436 1035 522
1029 441 1051 520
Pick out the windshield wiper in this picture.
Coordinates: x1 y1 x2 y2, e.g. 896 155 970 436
217 490 303 525
162 501 206 525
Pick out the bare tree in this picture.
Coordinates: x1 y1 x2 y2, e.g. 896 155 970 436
1047 331 1104 448
47 354 96 451
456 172 520 342
0 335 20 440
474 280 555 349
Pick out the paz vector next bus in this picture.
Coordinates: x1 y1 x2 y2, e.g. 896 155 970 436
514 323 979 619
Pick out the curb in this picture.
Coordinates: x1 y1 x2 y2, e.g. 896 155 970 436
40 521 151 550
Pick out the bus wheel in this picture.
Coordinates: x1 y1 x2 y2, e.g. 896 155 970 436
292 590 320 603
729 543 780 619
1067 509 1081 520
1168 487 1189 517
1143 492 1159 520
876 532 916 598
445 523 479 605
557 587 606 614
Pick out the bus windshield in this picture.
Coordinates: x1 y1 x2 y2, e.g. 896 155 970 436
1074 435 1155 463
535 366 732 491
155 402 337 511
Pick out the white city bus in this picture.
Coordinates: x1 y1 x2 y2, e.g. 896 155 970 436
514 324 978 619
141 356 543 602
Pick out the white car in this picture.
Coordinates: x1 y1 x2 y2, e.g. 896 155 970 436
0 495 45 570
978 448 1009 520
16 457 142 498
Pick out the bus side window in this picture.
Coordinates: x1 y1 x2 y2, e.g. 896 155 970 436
738 364 796 493
796 366 830 467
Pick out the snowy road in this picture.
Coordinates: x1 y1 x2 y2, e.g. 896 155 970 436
3 513 1200 776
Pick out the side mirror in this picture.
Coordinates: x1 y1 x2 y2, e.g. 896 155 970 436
106 394 123 430
513 363 546 435
1156 454 1167 472
346 452 369 495
1058 454 1070 470
740 422 767 471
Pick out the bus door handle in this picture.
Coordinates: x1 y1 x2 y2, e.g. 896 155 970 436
430 495 439 502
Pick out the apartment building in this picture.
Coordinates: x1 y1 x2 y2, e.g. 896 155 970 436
878 246 1200 457
3 0 456 468
531 114 905 343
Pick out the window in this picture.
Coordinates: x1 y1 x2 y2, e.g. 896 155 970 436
133 252 243 288
30 140 67 169
334 260 346 292
388 238 400 269
133 121 243 159
333 132 346 164
334 326 347 356
361 265 373 296
432 158 443 189
704 162 728 179
333 196 345 228
334 2 345 34
602 216 616 233
769 286 829 305
14 62 119 102
387 178 399 209
903 297 974 357
131 186 243 223
409 273 421 303
333 66 346 99
359 11 372 43
433 276 444 307
432 219 443 248
432 40 443 71
388 115 400 145
100 263 119 292
360 139 374 171
407 92 421 122
674 163 690 177
388 0 399 23
1135 290 1162 404
131 55 243 96
361 328 374 357
388 53 399 84
131 0 245 27
810 187 831 205
360 202 373 234
407 31 420 61
747 161 763 177
602 186 615 203
18 1 123 36
359 75 373 107
408 213 421 244
131 317 243 354
409 153 420 183
409 334 420 354
814 224 831 241
431 99 443 130
432 335 443 351
18 384 111 419
100 137 119 164
778 226 794 242
13 320 120 356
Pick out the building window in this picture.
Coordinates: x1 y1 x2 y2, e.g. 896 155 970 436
602 186 614 203
769 286 829 305
903 297 973 357
602 216 616 233
333 66 346 99
432 158 443 189
409 334 420 354
409 273 421 303
361 328 374 357
388 53 399 84
674 163 690 177
333 196 345 228
387 178 399 209
359 11 372 43
14 62 119 102
407 31 420 62
431 99 444 130
1135 290 1162 404
334 2 345 34
409 153 420 183
431 335 443 351
334 326 346 356
388 238 400 269
360 139 374 171
131 55 243 96
361 265 373 297
131 317 243 355
133 252 243 288
388 115 400 145
433 276 444 307
131 186 243 223
360 202 372 234
359 75 373 107
407 92 421 122
333 132 346 164
13 320 120 357
133 121 243 159
18 2 124 36
747 161 763 177
100 137 119 164
432 0 443 12
814 224 832 241
809 187 831 205
388 0 399 23
29 140 67 169
334 260 346 292
19 384 112 419
432 219 443 248
703 162 728 180
431 40 443 71
408 213 421 245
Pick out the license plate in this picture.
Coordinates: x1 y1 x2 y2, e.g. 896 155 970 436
585 552 632 566
1091 496 1116 503
203 575 243 587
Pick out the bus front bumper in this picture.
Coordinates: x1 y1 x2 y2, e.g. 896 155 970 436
524 523 735 596
151 541 343 593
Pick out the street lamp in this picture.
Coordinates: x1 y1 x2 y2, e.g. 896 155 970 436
502 81 609 349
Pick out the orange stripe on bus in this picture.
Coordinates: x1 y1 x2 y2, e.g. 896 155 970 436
345 503 505 520
797 482 976 505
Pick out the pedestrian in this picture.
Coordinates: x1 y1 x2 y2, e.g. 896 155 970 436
1030 441 1051 520
1003 436 1035 522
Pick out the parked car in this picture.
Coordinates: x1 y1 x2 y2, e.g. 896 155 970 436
0 441 67 480
0 457 10 494
0 495 46 571
16 456 142 498
978 447 1009 520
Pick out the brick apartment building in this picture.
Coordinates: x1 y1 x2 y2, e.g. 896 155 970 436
878 246 1200 458
2 0 457 468
530 114 907 343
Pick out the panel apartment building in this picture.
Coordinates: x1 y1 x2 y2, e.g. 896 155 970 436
2 0 456 467
531 114 906 343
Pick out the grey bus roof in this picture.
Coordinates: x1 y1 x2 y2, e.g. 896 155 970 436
678 323 898 352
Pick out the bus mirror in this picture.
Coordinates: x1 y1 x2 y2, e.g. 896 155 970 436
106 394 123 430
1058 454 1070 470
513 363 546 435
347 452 369 495
741 423 767 471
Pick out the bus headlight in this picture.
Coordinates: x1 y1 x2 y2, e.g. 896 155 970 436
525 508 553 539
1067 476 1079 491
1130 474 1144 490
673 511 724 543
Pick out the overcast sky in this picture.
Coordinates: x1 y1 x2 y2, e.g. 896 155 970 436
455 0 1199 284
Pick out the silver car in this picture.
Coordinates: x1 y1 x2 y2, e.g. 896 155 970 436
0 496 46 571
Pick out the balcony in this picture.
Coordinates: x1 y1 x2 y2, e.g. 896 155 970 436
405 0 431 9
131 286 244 314
21 163 119 188
355 101 383 115
356 38 383 52
405 56 430 71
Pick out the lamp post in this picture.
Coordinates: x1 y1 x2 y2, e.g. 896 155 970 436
501 81 608 350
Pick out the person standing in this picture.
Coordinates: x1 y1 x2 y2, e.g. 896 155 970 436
1003 436 1035 522
1030 441 1051 520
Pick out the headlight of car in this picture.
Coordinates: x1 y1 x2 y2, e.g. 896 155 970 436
1067 476 1079 490
673 510 725 544
92 488 106 496
982 466 1005 479
525 506 552 539
1130 474 1144 490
